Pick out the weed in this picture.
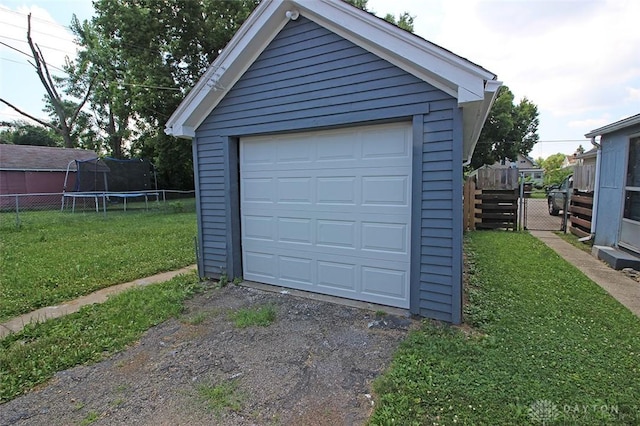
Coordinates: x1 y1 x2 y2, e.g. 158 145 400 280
230 304 276 328
375 310 387 317
79 411 100 425
183 312 207 325
233 276 243 285
218 274 229 287
196 380 242 413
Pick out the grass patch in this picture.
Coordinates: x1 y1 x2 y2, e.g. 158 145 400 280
230 304 276 328
0 208 196 321
196 380 243 413
0 273 201 403
79 411 100 425
554 230 593 253
370 231 640 425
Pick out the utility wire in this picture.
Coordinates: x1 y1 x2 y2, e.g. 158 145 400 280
0 34 77 54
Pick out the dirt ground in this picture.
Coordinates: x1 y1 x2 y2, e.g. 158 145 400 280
0 283 417 426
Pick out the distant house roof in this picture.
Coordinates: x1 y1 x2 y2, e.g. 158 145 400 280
0 144 99 172
585 113 640 138
576 147 597 159
165 0 501 164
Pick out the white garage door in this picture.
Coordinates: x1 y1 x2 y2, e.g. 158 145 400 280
240 123 412 308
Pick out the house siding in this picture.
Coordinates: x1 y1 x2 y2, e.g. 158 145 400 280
594 123 640 247
194 17 460 321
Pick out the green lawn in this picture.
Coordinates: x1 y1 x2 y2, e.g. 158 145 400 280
371 231 640 425
1 272 201 402
0 206 196 322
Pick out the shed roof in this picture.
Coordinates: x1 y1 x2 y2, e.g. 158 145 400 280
0 144 99 172
585 113 640 138
166 0 500 164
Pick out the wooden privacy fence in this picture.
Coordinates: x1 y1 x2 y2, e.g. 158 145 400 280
464 168 519 231
568 164 596 237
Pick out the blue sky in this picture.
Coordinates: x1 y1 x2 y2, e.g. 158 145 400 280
1 0 639 160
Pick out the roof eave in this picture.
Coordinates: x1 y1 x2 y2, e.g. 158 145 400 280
461 79 502 165
166 0 500 148
585 113 640 138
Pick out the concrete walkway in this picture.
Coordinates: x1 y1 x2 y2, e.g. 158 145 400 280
530 230 640 318
0 265 197 339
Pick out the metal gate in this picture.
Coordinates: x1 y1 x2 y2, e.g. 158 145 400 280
520 176 568 232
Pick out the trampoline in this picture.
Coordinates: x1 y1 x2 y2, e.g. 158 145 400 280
61 157 159 213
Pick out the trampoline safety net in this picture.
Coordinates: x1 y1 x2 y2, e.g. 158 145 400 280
73 157 156 192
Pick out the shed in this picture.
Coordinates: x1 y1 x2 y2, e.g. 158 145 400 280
0 144 99 195
166 0 500 323
587 113 640 268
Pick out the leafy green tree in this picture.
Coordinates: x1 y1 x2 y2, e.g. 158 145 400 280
0 121 62 146
539 153 572 186
471 86 539 169
75 0 260 188
540 153 565 172
343 0 415 32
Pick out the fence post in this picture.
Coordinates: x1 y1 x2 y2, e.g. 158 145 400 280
14 195 21 228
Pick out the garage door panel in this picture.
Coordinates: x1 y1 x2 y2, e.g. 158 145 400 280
242 178 275 203
362 266 407 299
277 217 313 244
317 261 357 292
362 175 409 206
244 252 277 279
316 177 357 204
279 255 314 285
243 215 275 241
316 219 356 248
277 177 313 203
362 222 408 253
241 123 411 308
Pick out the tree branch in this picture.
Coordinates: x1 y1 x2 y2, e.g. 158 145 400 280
69 77 94 125
0 98 59 132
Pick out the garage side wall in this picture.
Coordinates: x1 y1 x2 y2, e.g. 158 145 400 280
194 17 460 320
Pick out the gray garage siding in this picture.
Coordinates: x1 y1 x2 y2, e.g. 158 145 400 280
194 16 460 320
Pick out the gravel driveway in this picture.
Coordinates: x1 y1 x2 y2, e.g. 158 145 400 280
0 284 415 425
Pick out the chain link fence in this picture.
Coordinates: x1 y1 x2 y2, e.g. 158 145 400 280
0 190 196 229
521 193 567 232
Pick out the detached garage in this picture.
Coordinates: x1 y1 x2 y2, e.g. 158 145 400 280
166 0 500 323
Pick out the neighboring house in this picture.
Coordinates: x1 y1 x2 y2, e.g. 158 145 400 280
0 144 99 207
165 0 500 323
493 153 543 186
575 147 597 167
586 113 640 269
561 153 579 169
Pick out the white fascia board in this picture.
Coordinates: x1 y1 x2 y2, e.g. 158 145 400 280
585 113 640 138
296 0 496 101
165 0 289 136
461 79 502 164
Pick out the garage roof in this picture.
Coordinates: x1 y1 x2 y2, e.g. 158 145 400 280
166 0 501 164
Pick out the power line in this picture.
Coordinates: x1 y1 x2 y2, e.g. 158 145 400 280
0 6 73 31
0 40 66 72
0 35 77 54
0 19 77 42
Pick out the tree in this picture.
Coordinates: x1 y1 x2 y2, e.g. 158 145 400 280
75 0 260 188
0 14 93 148
470 86 539 169
342 0 415 32
0 121 62 146
539 153 572 187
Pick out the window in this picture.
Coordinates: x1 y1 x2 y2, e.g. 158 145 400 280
624 137 640 222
